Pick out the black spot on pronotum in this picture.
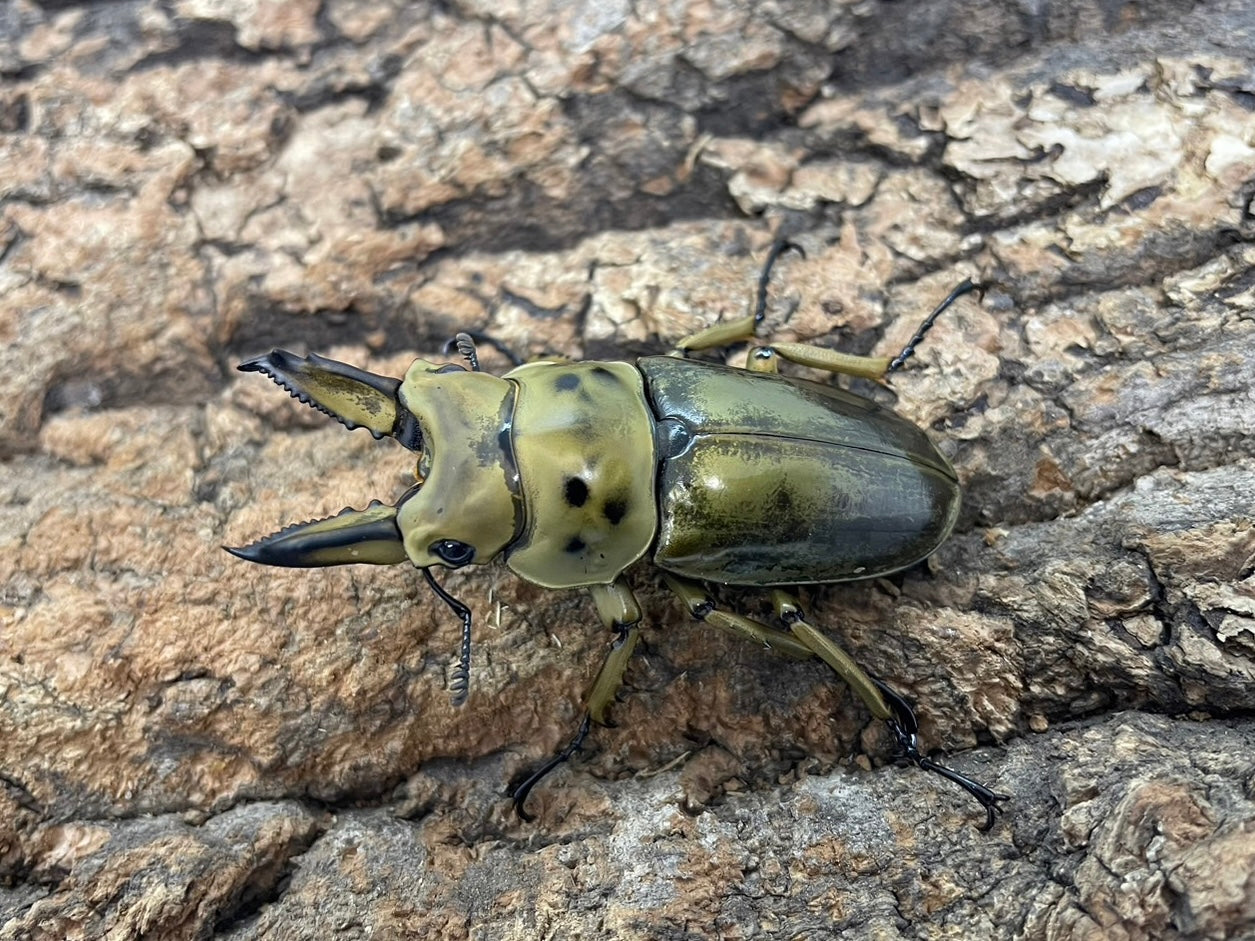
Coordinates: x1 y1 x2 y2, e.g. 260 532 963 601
564 536 586 554
555 373 580 392
603 498 627 525
564 477 589 507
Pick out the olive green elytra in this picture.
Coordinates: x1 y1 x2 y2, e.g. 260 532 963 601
228 255 1007 829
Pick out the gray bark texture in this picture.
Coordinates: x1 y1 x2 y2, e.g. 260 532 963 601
2 1 1254 938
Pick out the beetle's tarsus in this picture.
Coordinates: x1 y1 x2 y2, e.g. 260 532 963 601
873 678 1009 830
885 718 1009 832
886 278 984 373
754 239 806 328
914 753 1009 832
509 714 593 821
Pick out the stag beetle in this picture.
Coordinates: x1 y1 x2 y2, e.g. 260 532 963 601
229 244 1006 828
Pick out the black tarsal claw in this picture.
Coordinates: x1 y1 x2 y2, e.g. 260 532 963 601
886 279 984 374
884 717 1010 832
873 679 1009 831
508 714 593 821
754 238 807 326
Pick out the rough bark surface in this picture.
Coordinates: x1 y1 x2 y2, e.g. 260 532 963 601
2 1 1254 939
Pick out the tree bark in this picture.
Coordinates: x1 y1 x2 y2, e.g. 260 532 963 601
2 1 1253 938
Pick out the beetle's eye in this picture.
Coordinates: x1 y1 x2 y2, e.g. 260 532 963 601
431 539 475 567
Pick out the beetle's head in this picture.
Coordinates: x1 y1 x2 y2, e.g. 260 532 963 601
227 349 521 572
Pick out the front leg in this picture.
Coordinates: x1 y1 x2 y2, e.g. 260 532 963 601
508 575 642 820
